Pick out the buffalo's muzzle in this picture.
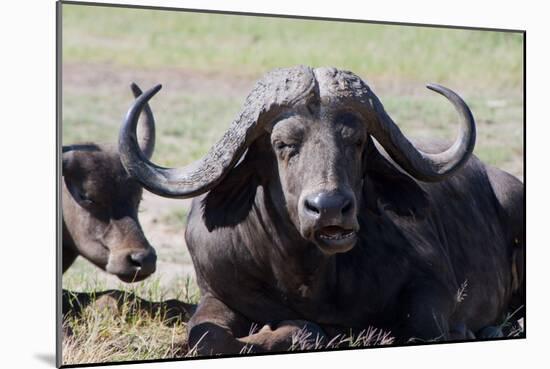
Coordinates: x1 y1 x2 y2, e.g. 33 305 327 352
302 190 355 224
300 190 358 254
108 247 157 283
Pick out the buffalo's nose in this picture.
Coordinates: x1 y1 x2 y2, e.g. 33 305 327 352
303 191 354 221
128 249 157 274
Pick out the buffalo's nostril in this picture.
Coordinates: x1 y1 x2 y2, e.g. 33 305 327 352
128 250 156 273
304 198 321 216
129 252 145 268
341 199 352 215
303 191 355 221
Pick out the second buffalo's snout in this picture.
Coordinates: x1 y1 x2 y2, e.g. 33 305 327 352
103 216 158 282
106 244 157 283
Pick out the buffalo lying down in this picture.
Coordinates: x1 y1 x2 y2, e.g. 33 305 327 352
119 66 524 354
62 83 157 283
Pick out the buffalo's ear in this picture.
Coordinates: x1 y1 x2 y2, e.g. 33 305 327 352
201 148 259 232
62 144 100 178
363 140 429 218
62 149 75 177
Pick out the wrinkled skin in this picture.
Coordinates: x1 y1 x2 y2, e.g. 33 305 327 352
269 107 364 255
119 68 524 355
62 145 156 282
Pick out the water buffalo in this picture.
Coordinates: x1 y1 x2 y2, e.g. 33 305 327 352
118 66 524 354
62 83 157 283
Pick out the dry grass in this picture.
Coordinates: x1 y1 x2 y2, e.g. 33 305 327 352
289 326 395 352
61 279 200 365
62 302 190 365
61 282 523 365
61 287 396 365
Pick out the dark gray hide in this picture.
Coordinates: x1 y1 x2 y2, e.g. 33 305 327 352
119 67 524 353
63 83 157 283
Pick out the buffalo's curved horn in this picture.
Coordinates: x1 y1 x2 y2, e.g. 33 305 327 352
365 83 476 182
130 82 156 159
119 66 317 198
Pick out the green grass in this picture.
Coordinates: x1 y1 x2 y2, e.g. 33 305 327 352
381 93 523 171
62 4 523 91
161 208 189 228
63 84 243 167
63 261 200 303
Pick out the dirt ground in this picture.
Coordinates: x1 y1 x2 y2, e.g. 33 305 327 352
139 194 195 285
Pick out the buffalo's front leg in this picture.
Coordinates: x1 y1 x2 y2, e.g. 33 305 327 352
397 280 463 342
187 295 325 355
240 320 326 352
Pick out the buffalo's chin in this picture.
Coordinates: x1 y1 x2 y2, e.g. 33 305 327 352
116 271 152 283
313 227 357 255
107 263 156 283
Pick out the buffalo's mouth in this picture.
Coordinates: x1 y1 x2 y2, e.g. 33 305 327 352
117 270 152 283
317 226 355 241
313 226 357 254
115 260 157 283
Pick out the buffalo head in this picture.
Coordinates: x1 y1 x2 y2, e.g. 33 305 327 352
118 67 475 255
63 83 157 282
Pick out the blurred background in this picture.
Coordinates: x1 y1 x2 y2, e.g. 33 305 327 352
61 3 524 363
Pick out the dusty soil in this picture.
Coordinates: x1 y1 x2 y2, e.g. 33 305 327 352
138 193 195 285
63 62 257 99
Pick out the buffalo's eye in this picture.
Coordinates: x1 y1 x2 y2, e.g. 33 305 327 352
78 191 95 206
337 112 361 127
273 140 300 163
274 140 299 152
336 112 365 151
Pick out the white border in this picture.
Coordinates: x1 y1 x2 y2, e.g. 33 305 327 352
2 1 547 368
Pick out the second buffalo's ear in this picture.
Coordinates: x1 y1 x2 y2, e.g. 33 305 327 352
363 139 429 218
201 146 260 232
62 144 101 178
62 148 75 177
